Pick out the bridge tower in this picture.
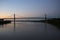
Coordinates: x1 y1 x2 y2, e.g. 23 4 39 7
14 13 15 32
45 13 47 21
14 13 15 22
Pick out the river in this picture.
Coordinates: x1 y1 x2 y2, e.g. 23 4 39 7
0 21 60 40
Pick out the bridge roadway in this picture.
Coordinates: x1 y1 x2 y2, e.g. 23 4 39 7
3 18 45 19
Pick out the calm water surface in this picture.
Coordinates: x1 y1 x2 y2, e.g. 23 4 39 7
0 22 60 40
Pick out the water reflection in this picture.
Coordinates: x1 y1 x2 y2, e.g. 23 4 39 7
45 23 47 31
0 24 3 28
14 21 16 32
0 22 60 40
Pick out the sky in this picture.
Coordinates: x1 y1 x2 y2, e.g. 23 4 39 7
0 0 60 18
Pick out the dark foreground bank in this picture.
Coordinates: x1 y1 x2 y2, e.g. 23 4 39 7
0 20 11 24
41 18 60 28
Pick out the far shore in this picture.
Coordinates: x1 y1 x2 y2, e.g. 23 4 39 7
0 18 60 28
0 19 11 25
41 18 60 28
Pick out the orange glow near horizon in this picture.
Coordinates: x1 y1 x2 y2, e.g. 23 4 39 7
0 11 41 18
0 11 13 18
0 13 25 18
0 15 9 18
0 14 12 18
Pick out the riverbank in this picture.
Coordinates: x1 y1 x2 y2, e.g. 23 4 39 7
0 20 11 25
41 18 60 28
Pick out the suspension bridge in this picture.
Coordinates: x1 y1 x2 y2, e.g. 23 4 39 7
2 14 47 19
0 14 47 22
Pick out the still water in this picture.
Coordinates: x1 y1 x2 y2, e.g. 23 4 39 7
0 22 60 40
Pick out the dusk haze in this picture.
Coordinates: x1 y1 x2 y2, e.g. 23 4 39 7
0 0 60 40
0 0 60 18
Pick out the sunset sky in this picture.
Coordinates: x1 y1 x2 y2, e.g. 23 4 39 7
0 0 60 18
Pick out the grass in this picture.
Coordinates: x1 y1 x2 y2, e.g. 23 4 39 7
41 18 60 29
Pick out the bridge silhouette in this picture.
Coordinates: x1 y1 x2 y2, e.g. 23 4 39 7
2 14 47 23
1 14 47 20
0 13 47 19
3 17 45 19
